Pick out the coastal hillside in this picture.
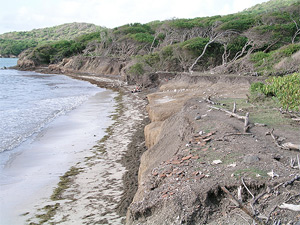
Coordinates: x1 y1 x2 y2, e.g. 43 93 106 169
15 0 300 79
0 23 104 57
13 0 300 224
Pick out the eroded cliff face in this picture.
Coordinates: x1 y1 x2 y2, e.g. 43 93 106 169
17 54 131 81
126 75 300 225
51 55 127 76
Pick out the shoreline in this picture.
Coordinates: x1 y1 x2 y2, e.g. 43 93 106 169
0 88 117 224
19 68 149 224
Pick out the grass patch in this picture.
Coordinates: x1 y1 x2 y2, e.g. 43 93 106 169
222 152 242 165
218 98 292 128
233 167 268 178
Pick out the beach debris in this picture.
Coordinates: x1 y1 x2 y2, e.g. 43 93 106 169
159 173 167 178
191 155 199 159
182 155 193 161
211 160 222 165
267 170 279 178
227 163 237 168
171 160 181 165
131 86 142 93
279 203 300 211
152 171 158 176
192 171 201 176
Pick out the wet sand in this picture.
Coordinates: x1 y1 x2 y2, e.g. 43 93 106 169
0 90 116 224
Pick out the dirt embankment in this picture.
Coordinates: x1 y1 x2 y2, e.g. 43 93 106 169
127 74 300 225
17 55 128 79
50 56 127 76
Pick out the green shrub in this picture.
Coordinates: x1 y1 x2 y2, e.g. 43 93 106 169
263 73 300 111
180 37 209 55
250 82 265 93
143 53 160 67
160 46 173 59
130 33 155 43
129 63 144 76
249 82 267 102
278 44 300 57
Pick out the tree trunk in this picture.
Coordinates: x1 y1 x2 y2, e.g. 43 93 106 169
189 40 213 73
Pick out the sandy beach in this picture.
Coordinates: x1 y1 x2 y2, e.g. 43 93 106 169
0 89 117 224
6 74 147 224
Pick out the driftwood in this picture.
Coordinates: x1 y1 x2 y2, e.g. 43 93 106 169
244 112 250 133
209 106 248 120
205 96 226 106
255 175 300 203
241 177 254 199
209 105 250 133
221 186 263 224
281 142 300 151
278 203 300 211
267 129 300 151
233 101 236 113
283 174 300 187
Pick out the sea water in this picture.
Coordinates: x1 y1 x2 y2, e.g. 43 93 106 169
0 58 116 223
0 59 100 162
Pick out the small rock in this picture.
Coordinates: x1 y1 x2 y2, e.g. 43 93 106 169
212 160 222 165
195 115 202 120
243 155 260 164
227 163 237 168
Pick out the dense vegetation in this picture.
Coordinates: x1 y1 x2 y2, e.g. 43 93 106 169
0 23 103 57
8 0 300 79
27 32 102 64
250 73 300 111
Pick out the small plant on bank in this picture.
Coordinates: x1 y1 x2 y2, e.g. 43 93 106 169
128 63 144 76
250 73 300 111
249 81 267 102
264 73 300 111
